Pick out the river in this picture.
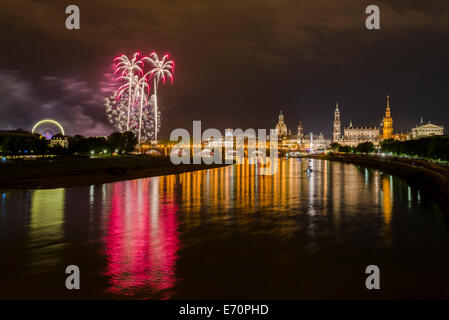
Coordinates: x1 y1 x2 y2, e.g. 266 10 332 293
0 159 448 299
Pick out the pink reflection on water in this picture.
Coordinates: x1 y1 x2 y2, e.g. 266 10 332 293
103 177 179 298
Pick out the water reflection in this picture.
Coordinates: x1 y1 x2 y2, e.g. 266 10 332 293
28 189 66 275
0 159 447 299
382 175 393 226
103 177 179 299
175 159 391 230
30 189 64 241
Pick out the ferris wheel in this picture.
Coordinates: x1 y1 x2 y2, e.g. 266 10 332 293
31 119 65 139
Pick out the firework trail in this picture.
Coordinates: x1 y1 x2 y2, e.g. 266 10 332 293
113 53 144 131
144 52 174 143
105 52 172 144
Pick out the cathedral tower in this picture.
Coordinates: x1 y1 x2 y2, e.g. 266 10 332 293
297 121 304 138
382 95 393 140
297 121 304 145
333 103 341 142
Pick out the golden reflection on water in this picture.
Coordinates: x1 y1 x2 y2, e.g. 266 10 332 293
1 158 426 298
380 174 394 247
382 175 393 226
176 159 389 218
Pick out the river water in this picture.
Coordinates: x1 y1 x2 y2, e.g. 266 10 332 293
0 159 448 299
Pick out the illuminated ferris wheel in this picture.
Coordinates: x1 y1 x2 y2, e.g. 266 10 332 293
31 119 65 139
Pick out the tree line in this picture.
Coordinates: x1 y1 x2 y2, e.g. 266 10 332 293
0 131 138 155
330 136 449 161
330 142 376 154
380 136 449 160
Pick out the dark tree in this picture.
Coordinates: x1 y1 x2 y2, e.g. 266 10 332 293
122 131 138 153
330 142 341 151
355 142 375 154
381 136 449 161
339 145 353 153
108 132 124 152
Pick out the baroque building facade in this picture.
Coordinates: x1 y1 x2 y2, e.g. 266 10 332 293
332 103 380 147
342 122 380 146
274 111 331 152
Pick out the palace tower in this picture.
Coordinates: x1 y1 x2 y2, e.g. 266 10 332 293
382 95 393 140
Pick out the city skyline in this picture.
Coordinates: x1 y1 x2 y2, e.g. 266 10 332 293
0 94 442 140
2 0 449 304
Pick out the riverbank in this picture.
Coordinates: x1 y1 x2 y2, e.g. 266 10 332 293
314 153 449 212
0 155 228 189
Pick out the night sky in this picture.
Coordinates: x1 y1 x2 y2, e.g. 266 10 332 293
1 0 449 138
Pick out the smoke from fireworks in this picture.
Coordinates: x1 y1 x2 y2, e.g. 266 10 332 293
104 91 160 142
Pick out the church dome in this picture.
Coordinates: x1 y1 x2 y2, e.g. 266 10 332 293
275 123 287 136
275 110 288 136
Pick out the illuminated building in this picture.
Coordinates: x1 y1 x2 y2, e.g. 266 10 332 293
298 132 331 153
205 128 244 149
342 122 380 146
393 132 409 141
335 105 380 147
50 136 69 148
311 133 330 152
382 95 393 140
281 129 299 149
297 121 304 144
411 118 444 139
274 110 288 137
333 103 341 142
273 113 330 152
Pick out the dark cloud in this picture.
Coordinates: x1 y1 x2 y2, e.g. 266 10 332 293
0 70 113 136
0 0 449 137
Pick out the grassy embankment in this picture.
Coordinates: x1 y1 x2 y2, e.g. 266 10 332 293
0 155 227 189
314 153 449 212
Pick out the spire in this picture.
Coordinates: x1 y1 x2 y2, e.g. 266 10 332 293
382 95 393 139
385 95 391 117
278 109 285 126
333 103 342 143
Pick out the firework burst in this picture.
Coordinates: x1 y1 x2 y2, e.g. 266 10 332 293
105 90 160 143
105 52 173 144
113 53 144 131
144 52 175 143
